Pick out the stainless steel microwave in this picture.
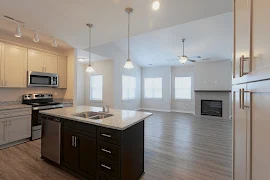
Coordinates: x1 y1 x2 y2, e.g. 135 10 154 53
28 71 58 87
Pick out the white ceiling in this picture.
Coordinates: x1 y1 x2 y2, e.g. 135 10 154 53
0 0 232 50
77 49 108 64
94 12 233 67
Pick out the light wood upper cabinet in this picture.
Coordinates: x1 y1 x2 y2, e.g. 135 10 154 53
28 49 44 72
0 119 8 146
58 56 67 88
4 44 27 88
250 0 270 82
233 84 249 180
44 54 58 74
233 0 251 81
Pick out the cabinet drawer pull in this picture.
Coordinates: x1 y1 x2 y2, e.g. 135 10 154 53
101 133 111 138
101 148 112 154
101 164 111 170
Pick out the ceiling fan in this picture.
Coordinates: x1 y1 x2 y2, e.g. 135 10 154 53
167 38 202 64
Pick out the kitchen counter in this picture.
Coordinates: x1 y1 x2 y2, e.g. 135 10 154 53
40 106 152 130
0 104 32 110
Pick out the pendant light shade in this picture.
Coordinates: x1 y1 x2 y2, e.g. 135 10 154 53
124 59 134 69
86 23 95 73
124 7 134 69
86 65 95 73
15 24 22 37
33 30 39 42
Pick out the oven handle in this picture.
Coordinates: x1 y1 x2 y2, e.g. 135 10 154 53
33 104 64 110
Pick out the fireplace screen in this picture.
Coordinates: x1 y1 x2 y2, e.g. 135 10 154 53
201 100 222 117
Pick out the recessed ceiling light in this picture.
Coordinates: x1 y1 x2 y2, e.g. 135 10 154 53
152 1 160 11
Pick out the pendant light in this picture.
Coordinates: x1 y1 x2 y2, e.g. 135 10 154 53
124 8 134 69
86 23 95 73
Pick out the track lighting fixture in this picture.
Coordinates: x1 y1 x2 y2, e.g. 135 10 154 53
52 37 57 47
33 30 39 42
15 24 21 37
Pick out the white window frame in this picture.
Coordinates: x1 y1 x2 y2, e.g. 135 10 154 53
90 74 103 101
122 75 136 101
144 77 163 99
174 77 192 101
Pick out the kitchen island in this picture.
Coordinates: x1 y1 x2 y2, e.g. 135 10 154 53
39 106 152 180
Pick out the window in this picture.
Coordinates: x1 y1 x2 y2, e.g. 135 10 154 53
175 77 192 100
144 78 162 99
90 75 103 101
122 76 136 100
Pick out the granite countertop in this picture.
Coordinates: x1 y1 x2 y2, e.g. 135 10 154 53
0 104 32 111
40 106 152 130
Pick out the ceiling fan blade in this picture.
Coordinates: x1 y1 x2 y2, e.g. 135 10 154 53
188 59 196 62
166 59 179 61
189 56 201 59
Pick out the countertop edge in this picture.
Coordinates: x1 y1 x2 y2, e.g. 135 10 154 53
40 111 153 131
0 105 32 110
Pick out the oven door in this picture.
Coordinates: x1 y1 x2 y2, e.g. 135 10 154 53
28 71 58 87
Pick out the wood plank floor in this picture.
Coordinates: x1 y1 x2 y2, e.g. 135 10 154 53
0 111 232 180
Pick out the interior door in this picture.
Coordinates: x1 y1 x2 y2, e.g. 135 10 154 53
0 119 8 145
233 0 251 83
44 54 58 74
233 84 248 180
8 115 31 143
62 129 79 170
4 44 27 87
78 134 96 177
247 80 270 180
250 0 270 82
28 49 44 72
57 56 67 88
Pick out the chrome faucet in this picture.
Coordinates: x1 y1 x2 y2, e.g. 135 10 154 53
102 105 110 113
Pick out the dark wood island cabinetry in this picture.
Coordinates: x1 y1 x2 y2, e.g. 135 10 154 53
41 114 145 180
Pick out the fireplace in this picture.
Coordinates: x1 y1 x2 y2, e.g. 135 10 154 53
201 100 222 117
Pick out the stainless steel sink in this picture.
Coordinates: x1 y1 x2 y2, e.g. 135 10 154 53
73 111 113 120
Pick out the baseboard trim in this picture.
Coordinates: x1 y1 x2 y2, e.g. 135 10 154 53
170 110 195 114
139 108 171 112
0 138 30 150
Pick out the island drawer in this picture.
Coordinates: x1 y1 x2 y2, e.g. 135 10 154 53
97 127 122 145
97 171 118 180
62 120 96 138
97 156 120 179
97 140 120 162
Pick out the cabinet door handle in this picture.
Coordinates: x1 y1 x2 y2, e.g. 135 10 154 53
101 133 112 138
101 148 112 154
240 55 251 77
9 120 11 126
74 136 78 148
101 164 111 170
239 89 242 109
240 88 251 109
72 136 74 147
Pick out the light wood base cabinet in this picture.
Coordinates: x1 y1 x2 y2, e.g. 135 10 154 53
233 80 270 180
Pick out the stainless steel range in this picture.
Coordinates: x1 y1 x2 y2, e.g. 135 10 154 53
22 94 63 140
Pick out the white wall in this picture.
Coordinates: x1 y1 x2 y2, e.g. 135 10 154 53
141 66 171 111
194 60 232 91
76 62 86 105
92 43 141 110
85 60 114 108
171 66 195 113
